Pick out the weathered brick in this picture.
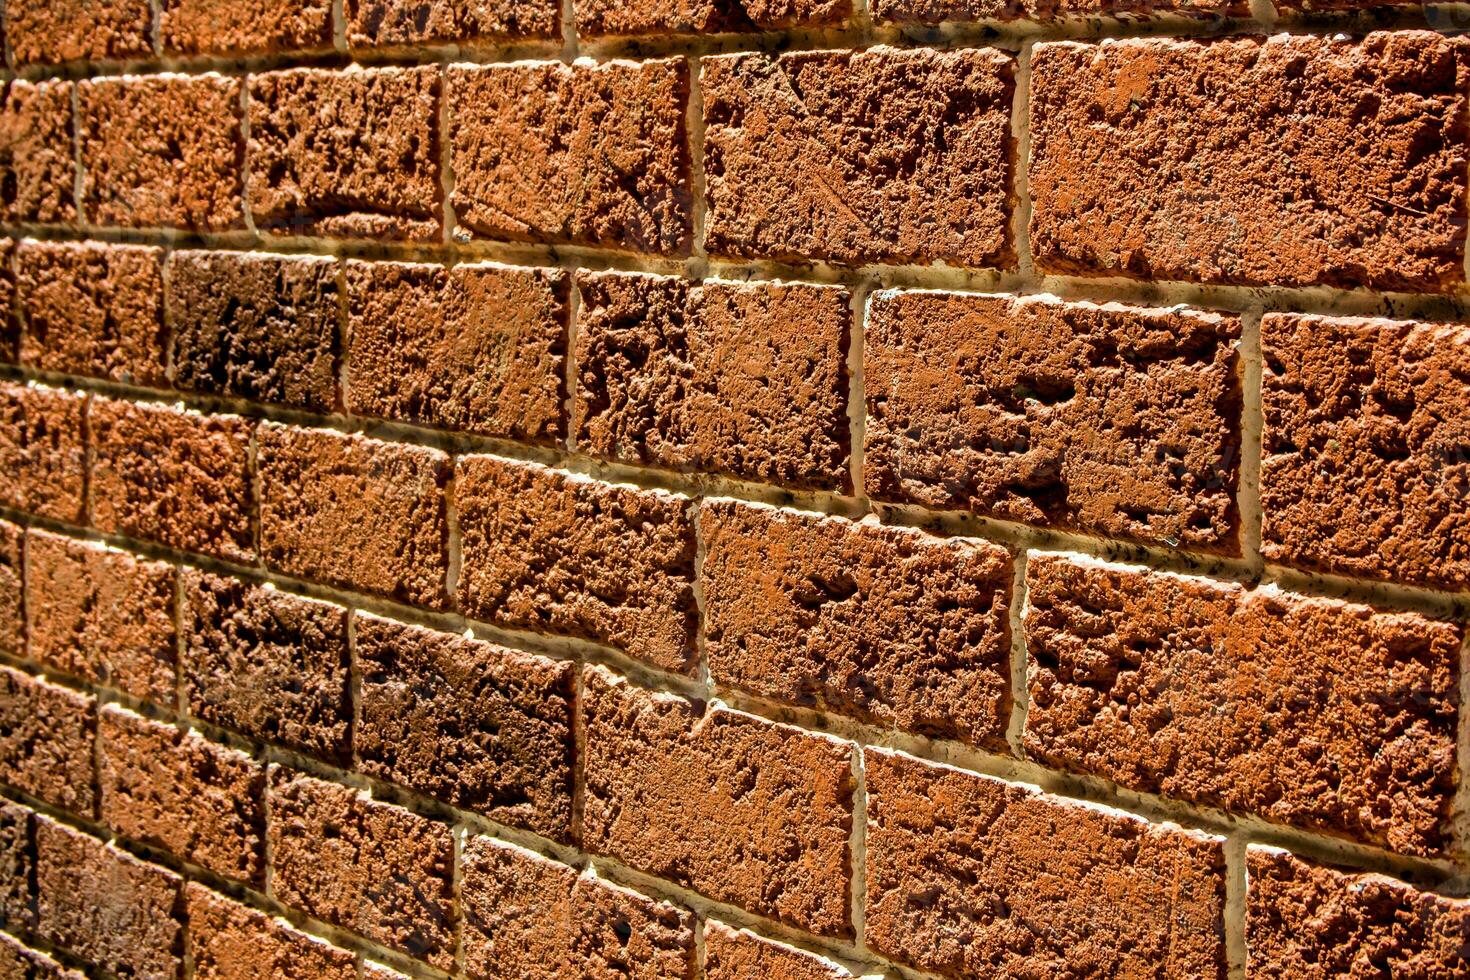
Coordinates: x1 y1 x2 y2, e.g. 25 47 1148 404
869 0 1246 20
0 668 94 815
0 520 21 659
249 68 441 242
574 272 851 491
26 531 175 704
701 500 1012 746
268 767 455 968
1246 847 1470 978
0 382 86 525
18 241 166 387
7 0 153 65
182 570 350 763
90 398 255 562
1029 34 1470 291
578 0 850 34
582 667 852 936
1024 554 1463 857
0 239 17 363
704 922 866 980
258 424 450 607
347 0 561 45
355 614 576 841
449 60 692 255
455 457 698 672
1261 313 1470 591
865 748 1227 979
345 260 568 440
703 47 1015 268
79 75 245 232
0 81 76 224
160 0 334 56
0 800 33 933
168 250 340 412
0 932 85 980
187 883 359 980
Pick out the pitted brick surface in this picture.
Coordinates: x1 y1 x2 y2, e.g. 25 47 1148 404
0 240 16 363
870 0 1247 20
579 0 850 34
187 884 360 980
704 922 859 980
0 381 86 525
160 0 334 55
0 801 33 933
0 80 76 224
0 931 84 979
0 667 95 816
0 521 19 659
348 0 561 45
8 0 153 65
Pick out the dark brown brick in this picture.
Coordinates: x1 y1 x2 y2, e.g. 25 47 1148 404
0 668 95 816
703 47 1015 268
582 666 852 936
578 0 850 34
0 381 86 525
0 81 76 224
347 0 561 45
0 239 17 363
7 0 153 65
0 800 33 933
345 260 568 440
0 932 85 980
455 457 698 673
0 520 21 659
160 0 334 56
701 500 1012 746
574 272 851 491
704 922 861 980
865 748 1227 979
187 883 359 980
869 0 1246 20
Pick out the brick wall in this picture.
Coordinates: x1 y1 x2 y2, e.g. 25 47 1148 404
1 0 1468 977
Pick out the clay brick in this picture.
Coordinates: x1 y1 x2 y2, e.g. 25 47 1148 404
18 241 166 387
0 520 20 659
26 531 175 705
582 667 852 936
1024 554 1463 857
0 382 86 525
0 239 16 363
258 424 450 607
455 457 698 672
869 0 1246 20
0 932 85 980
0 81 76 223
0 800 33 933
703 47 1015 268
449 59 693 255
0 668 94 815
187 884 359 980
574 272 851 491
90 398 255 562
1029 34 1470 291
345 260 568 440
461 836 697 980
866 291 1242 552
1261 313 1470 591
7 0 153 65
704 922 865 980
249 68 442 242
78 75 245 232
865 748 1227 979
268 767 455 968
578 0 850 35
1246 847 1470 978
168 250 340 412
182 570 350 763
347 0 561 45
701 500 1012 746
160 0 334 56
355 614 576 841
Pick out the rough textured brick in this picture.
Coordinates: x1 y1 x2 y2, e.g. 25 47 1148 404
578 0 850 34
1 800 33 932
1261 313 1470 591
7 0 153 65
18 241 167 387
160 0 334 56
1024 555 1462 857
1029 34 1470 291
0 520 21 659
249 68 441 242
449 60 692 255
345 260 568 440
461 837 697 980
79 75 246 232
0 932 86 980
168 250 340 412
268 767 455 968
187 884 359 980
182 570 350 763
355 614 576 841
0 668 95 815
582 667 852 936
701 500 1012 746
26 531 175 704
455 457 697 672
574 272 851 491
0 239 16 363
865 748 1227 979
866 291 1242 552
869 0 1246 20
1246 847 1470 978
0 80 76 224
704 922 865 980
90 398 255 562
258 424 450 607
0 382 87 525
347 0 561 45
703 47 1014 268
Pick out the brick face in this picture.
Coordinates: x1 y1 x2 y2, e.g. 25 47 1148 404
160 0 335 56
187 883 360 980
0 80 76 224
704 922 859 980
0 931 85 980
347 0 562 45
0 520 20 659
0 667 96 816
870 0 1247 19
578 0 851 34
0 381 87 525
0 801 33 933
7 0 153 65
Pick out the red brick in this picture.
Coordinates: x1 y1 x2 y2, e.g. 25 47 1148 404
0 932 85 980
582 667 852 936
160 0 334 56
578 0 850 34
864 748 1227 979
870 0 1246 20
455 457 697 672
1246 847 1470 978
7 0 153 65
1029 34 1470 291
574 272 851 491
704 922 863 980
0 668 94 816
26 531 175 705
0 800 34 933
347 0 561 45
187 883 359 980
449 59 692 255
0 80 76 223
1261 313 1470 591
701 500 1012 746
345 260 568 440
78 75 245 232
0 382 86 525
268 767 455 968
258 424 450 607
0 239 17 363
249 68 442 242
461 836 697 980
182 570 350 763
355 614 576 841
702 47 1015 268
1024 554 1463 857
0 520 20 659
90 398 255 562
18 241 166 387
